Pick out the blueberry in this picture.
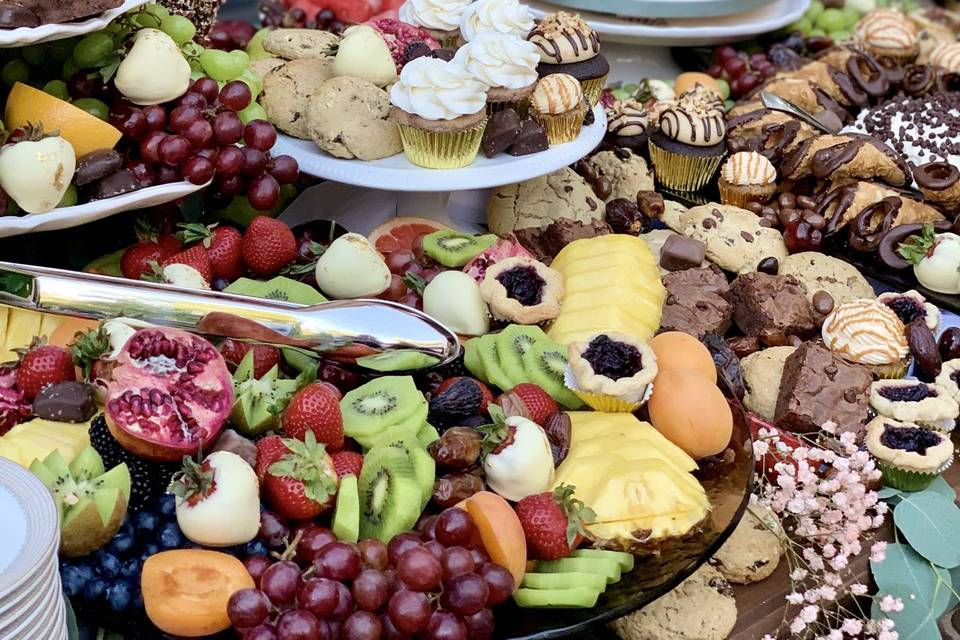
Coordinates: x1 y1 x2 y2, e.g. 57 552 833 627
120 520 135 538
140 543 160 564
106 581 134 612
158 522 185 550
108 533 136 557
82 577 108 601
132 590 145 612
157 494 176 517
60 565 86 597
244 540 269 557
119 558 141 580
73 562 96 584
97 551 121 578
135 511 160 535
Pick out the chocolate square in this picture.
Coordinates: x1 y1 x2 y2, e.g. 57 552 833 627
660 265 732 339
730 272 816 339
660 235 707 272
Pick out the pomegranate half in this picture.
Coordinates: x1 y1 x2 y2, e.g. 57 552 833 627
105 328 233 461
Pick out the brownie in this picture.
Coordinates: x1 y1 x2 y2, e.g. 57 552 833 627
514 217 612 261
774 341 872 434
730 272 816 340
660 265 732 339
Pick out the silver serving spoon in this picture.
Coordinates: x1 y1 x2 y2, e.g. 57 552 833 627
0 261 460 366
760 91 841 135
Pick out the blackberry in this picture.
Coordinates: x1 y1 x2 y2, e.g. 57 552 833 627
88 415 179 512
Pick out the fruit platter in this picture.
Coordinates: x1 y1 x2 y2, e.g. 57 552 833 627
1 0 960 639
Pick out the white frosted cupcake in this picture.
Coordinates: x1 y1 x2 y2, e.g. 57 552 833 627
529 73 587 144
453 34 539 113
718 151 777 208
460 0 535 43
399 0 472 48
389 57 489 169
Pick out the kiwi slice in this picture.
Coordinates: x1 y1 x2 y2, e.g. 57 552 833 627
341 376 426 442
521 572 608 593
358 445 423 543
476 335 516 392
352 400 427 450
513 587 602 609
422 230 498 268
231 353 301 437
370 428 435 508
225 276 327 304
521 341 584 409
463 338 486 380
535 557 622 584
417 423 440 447
356 350 441 372
332 474 360 543
496 325 548 382
569 548 635 572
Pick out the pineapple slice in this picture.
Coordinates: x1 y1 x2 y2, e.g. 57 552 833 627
0 419 92 468
556 452 702 496
0 305 74 362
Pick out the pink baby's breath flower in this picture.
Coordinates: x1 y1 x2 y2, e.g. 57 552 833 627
850 583 868 596
879 595 903 613
871 541 887 563
753 440 770 457
786 592 804 605
878 630 899 640
790 617 808 634
841 619 863 635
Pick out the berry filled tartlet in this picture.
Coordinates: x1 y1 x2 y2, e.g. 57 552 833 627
478 256 564 324
869 379 959 431
865 417 954 491
566 333 658 413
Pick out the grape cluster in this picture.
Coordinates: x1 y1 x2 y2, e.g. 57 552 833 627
207 19 258 50
59 494 187 615
378 235 445 310
115 78 297 209
787 1 861 42
258 0 348 33
232 508 514 640
706 46 775 99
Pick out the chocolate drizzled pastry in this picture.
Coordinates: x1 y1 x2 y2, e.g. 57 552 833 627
914 161 960 214
0 0 121 27
779 133 909 186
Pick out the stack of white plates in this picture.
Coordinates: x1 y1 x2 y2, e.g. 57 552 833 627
0 457 67 640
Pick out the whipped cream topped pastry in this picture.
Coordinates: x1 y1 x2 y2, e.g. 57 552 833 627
607 100 648 138
459 0 534 42
855 9 919 61
930 42 960 72
452 34 539 90
531 73 582 115
399 0 471 35
822 299 909 369
527 11 599 65
659 107 726 147
390 57 487 121
721 151 776 186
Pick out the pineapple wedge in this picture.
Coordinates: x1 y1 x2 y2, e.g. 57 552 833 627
0 419 92 468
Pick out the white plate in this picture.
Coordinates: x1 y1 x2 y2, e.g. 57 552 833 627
538 0 776 19
0 180 207 239
0 0 149 47
528 0 810 46
272 104 606 192
0 459 58 599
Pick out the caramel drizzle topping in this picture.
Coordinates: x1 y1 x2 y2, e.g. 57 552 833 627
824 300 907 363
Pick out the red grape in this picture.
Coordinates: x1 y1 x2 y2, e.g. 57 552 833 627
193 146 219 162
352 569 390 612
736 73 760 94
418 515 439 541
169 105 201 133
463 609 494 640
441 573 489 616
142 105 167 132
380 614 408 640
379 274 408 302
155 165 180 184
183 118 214 148
441 547 475 581
749 53 769 68
140 131 167 163
425 540 445 559
126 159 155 186
259 513 289 549
244 555 272 588
220 80 253 111
192 77 220 103
358 539 389 571
214 111 244 144
706 63 723 79
397 546 442 592
216 145 245 177
227 588 271 628
296 525 337 565
313 541 361 582
410 234 432 265
342 611 382 640
296 577 340 618
183 155 215 185
425 610 467 640
276 609 320 640
328 582 354 621
247 174 281 210
244 623 279 640
178 91 207 108
478 563 513 606
397 292 422 310
208 28 232 49
385 251 415 275
469 548 489 566
158 135 191 166
259 560 301 605
67 73 97 99
388 590 431 635
714 45 738 63
217 174 247 197
243 120 278 151
115 108 147 141
242 147 268 177
723 56 747 78
435 509 477 547
229 21 256 46
269 154 298 184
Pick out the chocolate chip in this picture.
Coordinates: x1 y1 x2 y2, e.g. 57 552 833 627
740 230 755 243
761 206 777 218
756 257 779 274
710 208 724 221
779 193 796 209
825 364 839 378
812 290 835 316
702 218 717 229
797 195 817 210
586 197 597 211
779 207 801 227
563 185 573 193
758 217 777 228
593 177 612 200
805 213 826 230
843 389 858 403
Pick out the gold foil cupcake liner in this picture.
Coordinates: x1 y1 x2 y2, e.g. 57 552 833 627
395 119 487 170
649 139 725 192
532 103 587 145
487 96 531 118
564 368 649 413
718 179 776 209
867 358 911 380
580 75 608 107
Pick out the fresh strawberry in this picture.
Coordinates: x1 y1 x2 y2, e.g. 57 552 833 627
281 383 344 450
121 242 166 280
331 450 363 478
515 484 595 561
15 340 76 401
161 245 213 284
219 339 281 379
157 233 182 257
256 432 338 521
178 223 245 281
497 383 558 425
241 216 297 277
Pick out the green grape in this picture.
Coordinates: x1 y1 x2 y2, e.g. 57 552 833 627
246 28 271 61
611 88 631 101
181 41 204 58
48 38 76 63
715 78 730 101
198 48 249 81
57 184 78 208
809 27 827 37
62 58 80 80
161 14 196 45
2 59 29 86
73 32 114 68
805 0 824 22
830 29 852 41
72 98 109 121
130 10 162 29
841 6 860 28
788 17 812 34
238 101 267 124
43 79 70 100
21 45 45 66
238 68 263 97
815 7 846 32
723 99 735 111
142 3 170 19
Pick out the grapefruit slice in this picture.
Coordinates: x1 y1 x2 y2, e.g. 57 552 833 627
5 82 122 157
368 216 451 255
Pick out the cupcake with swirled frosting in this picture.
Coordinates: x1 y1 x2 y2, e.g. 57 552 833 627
718 151 777 208
855 9 919 65
527 11 609 106
648 101 726 192
452 34 539 113
459 0 534 44
389 57 489 168
604 99 648 152
528 73 588 144
930 42 960 73
822 298 911 379
399 0 472 48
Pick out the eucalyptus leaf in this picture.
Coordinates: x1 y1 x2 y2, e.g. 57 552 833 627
872 543 938 603
925 476 957 502
894 493 960 568
871 598 943 640
878 486 903 500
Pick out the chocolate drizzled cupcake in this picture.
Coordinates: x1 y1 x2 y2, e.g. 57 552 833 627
648 102 726 192
527 11 609 106
718 151 777 208
855 9 920 65
529 73 587 144
605 99 648 152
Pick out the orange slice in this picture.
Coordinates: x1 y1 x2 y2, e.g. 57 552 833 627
4 82 122 157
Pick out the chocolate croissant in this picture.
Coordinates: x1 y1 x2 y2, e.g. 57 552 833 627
780 133 910 186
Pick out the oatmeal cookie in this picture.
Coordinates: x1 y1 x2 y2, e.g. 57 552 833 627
778 252 875 307
584 149 654 202
261 58 334 139
710 505 782 584
263 28 339 60
306 76 403 160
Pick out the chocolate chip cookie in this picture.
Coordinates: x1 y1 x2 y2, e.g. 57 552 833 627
306 76 403 160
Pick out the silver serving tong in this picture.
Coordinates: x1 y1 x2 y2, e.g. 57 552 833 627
0 261 460 366
760 91 841 135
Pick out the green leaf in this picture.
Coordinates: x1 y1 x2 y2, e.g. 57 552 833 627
894 493 960 568
872 543 938 605
878 485 903 500
924 476 956 502
897 223 937 265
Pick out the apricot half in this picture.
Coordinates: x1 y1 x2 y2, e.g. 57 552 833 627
141 549 254 637
458 491 527 588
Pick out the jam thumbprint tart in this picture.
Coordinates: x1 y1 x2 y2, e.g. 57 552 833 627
479 256 564 324
877 290 940 332
869 379 959 431
566 332 658 412
865 417 954 491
